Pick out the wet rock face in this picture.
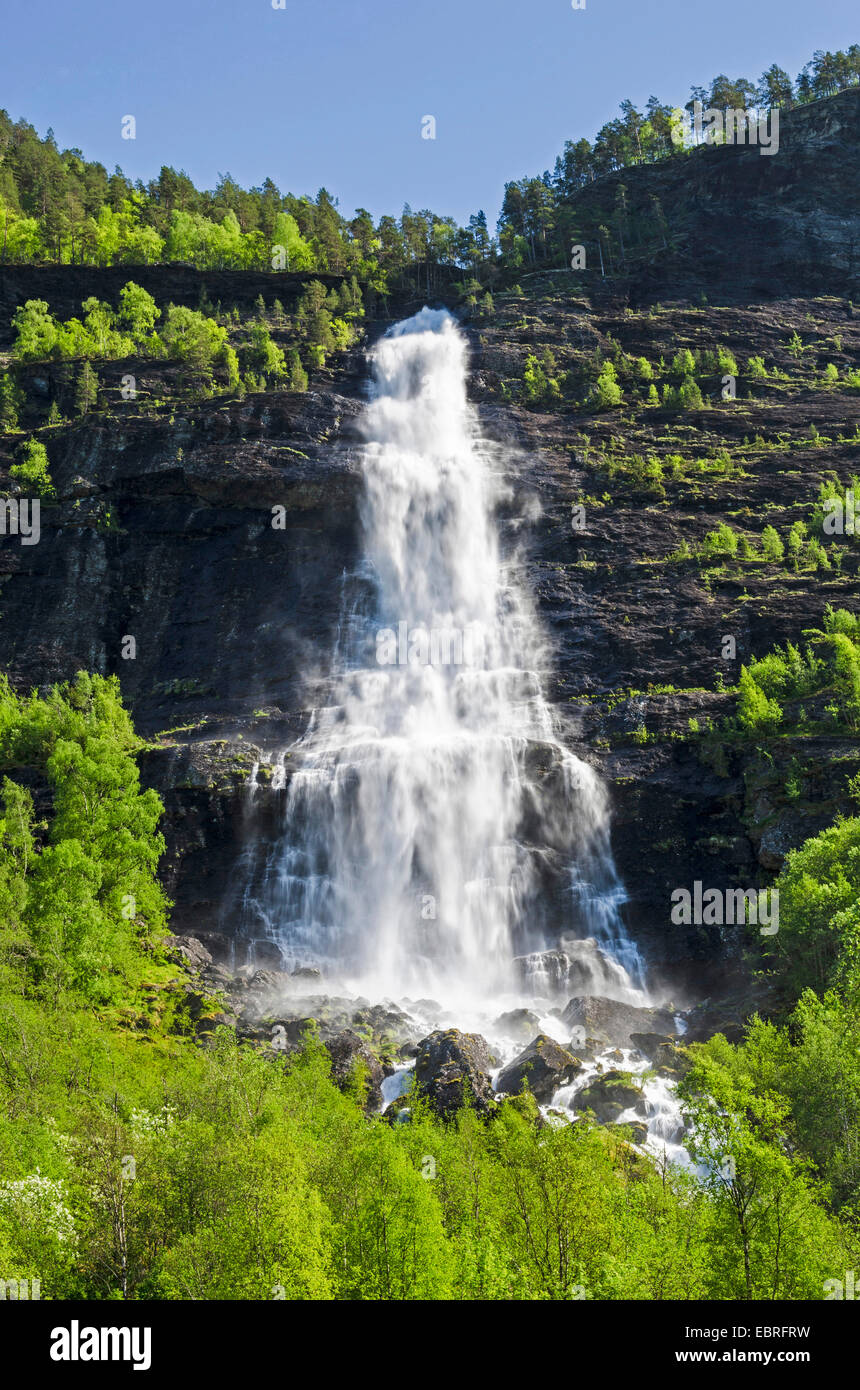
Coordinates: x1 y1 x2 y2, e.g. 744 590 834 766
414 1030 496 1119
514 941 639 1000
495 1035 582 1102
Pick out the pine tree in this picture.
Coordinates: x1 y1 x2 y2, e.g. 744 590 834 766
75 361 99 416
0 373 23 432
286 349 308 392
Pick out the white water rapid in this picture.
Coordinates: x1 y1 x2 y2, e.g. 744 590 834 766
239 308 688 1161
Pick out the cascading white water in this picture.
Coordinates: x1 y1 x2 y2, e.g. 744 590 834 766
242 308 645 1010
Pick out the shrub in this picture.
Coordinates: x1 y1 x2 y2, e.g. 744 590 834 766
9 439 55 499
761 525 784 561
736 666 782 732
589 361 622 409
700 523 738 561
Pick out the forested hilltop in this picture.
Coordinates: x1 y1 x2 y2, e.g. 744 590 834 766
1 46 857 282
1 51 860 1303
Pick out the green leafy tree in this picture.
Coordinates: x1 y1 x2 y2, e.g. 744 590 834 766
787 519 808 568
11 300 58 360
679 1036 843 1299
117 281 160 342
699 522 738 561
10 438 55 498
243 322 285 381
672 348 696 376
590 360 622 410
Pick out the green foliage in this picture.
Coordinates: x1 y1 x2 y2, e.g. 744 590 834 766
296 280 336 362
770 817 860 1000
0 671 170 1003
74 361 99 416
731 609 860 737
671 347 695 377
812 473 860 542
0 665 857 1300
678 1031 846 1298
285 348 308 392
9 438 55 498
709 345 738 375
12 285 161 365
662 374 703 411
760 524 784 561
736 666 783 731
699 522 738 561
11 299 57 360
523 349 562 405
787 519 808 566
589 360 622 410
118 281 159 341
242 322 286 381
0 372 24 431
161 304 227 369
775 991 860 1209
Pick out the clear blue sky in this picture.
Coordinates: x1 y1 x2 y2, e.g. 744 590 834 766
0 0 855 228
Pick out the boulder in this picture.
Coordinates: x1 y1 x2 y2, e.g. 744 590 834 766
493 1008 542 1042
495 1035 582 1102
325 1029 384 1110
630 1030 690 1077
384 1095 412 1125
195 1010 236 1037
574 1070 647 1123
654 1043 691 1079
167 934 213 973
608 1119 649 1146
251 939 286 969
629 1031 675 1060
414 1029 495 1119
351 1002 420 1049
266 1016 317 1048
562 996 678 1049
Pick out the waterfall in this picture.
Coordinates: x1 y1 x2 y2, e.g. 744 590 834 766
240 308 645 1010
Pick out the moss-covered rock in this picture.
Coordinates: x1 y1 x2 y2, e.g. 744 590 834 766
495 1034 582 1102
575 1069 647 1123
